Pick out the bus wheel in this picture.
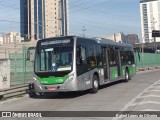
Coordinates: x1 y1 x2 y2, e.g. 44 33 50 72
124 69 129 82
89 75 99 94
28 91 37 98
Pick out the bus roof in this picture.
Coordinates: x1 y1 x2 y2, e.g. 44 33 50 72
75 36 133 48
38 36 133 48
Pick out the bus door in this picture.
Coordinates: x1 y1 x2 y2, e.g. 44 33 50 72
115 48 122 77
101 47 109 81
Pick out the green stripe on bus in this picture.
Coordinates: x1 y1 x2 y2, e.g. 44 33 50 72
37 75 69 85
122 68 125 77
129 67 136 74
112 70 118 79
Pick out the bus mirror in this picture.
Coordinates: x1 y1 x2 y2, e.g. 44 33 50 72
26 47 35 61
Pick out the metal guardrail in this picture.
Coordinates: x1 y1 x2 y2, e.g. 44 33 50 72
0 84 29 100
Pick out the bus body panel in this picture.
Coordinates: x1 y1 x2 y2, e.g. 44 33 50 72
33 71 79 93
109 67 119 82
76 68 101 91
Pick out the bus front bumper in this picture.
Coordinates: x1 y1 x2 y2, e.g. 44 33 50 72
32 81 78 93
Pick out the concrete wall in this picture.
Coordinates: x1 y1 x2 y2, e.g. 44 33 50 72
0 41 37 59
0 59 10 89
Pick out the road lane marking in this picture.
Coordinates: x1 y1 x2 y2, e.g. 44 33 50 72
144 90 160 92
128 101 160 106
119 80 160 111
139 95 160 98
140 109 160 111
112 80 160 120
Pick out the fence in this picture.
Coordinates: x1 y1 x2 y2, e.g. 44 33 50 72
9 46 34 87
8 47 160 87
134 52 160 68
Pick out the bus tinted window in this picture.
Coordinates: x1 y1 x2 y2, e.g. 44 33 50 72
120 48 135 65
108 46 116 67
76 38 100 75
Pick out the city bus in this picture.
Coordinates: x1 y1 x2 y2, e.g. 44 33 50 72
29 36 136 96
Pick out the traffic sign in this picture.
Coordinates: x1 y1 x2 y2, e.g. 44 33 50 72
152 30 160 37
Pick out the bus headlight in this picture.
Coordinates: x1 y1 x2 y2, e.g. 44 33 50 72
33 76 40 85
66 74 74 83
33 76 37 81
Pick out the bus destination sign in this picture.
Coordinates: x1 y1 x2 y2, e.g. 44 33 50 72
41 39 70 46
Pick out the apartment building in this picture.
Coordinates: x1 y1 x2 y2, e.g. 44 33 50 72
20 0 68 40
140 0 160 43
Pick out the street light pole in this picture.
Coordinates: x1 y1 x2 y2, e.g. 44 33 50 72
142 37 144 69
81 26 86 37
60 0 68 36
151 18 157 52
154 37 157 52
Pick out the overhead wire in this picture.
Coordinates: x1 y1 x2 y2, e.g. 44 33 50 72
0 0 140 37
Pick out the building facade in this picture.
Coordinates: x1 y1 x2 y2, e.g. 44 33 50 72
140 0 160 43
0 32 24 44
101 32 128 43
20 0 69 40
127 34 139 45
0 36 3 45
99 33 139 45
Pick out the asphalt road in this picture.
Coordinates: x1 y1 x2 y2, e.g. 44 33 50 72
1 69 160 120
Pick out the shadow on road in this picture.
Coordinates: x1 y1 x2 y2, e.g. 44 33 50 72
99 80 125 90
28 80 126 99
29 91 89 99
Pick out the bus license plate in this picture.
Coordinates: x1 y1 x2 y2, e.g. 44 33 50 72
48 87 57 91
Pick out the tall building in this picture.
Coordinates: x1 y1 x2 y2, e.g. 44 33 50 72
140 0 160 43
20 0 69 40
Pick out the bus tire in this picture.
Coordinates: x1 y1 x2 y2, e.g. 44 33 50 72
124 69 129 82
89 75 99 94
28 91 37 98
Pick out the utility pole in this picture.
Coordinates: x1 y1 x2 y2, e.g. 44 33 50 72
60 0 68 36
142 37 144 69
114 33 116 42
36 0 39 40
81 26 86 37
151 18 157 52
14 34 17 53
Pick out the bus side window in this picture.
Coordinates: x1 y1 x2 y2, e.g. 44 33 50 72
81 47 86 62
108 47 116 67
127 51 135 64
77 47 81 64
77 46 86 64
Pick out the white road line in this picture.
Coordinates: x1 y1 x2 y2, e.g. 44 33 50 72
139 95 160 98
140 109 160 111
120 80 160 111
112 80 160 120
138 101 160 105
152 86 160 89
145 90 160 92
123 101 160 107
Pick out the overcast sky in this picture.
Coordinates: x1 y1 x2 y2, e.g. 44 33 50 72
0 0 141 38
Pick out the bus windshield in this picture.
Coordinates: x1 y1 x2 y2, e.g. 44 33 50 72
35 45 73 73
